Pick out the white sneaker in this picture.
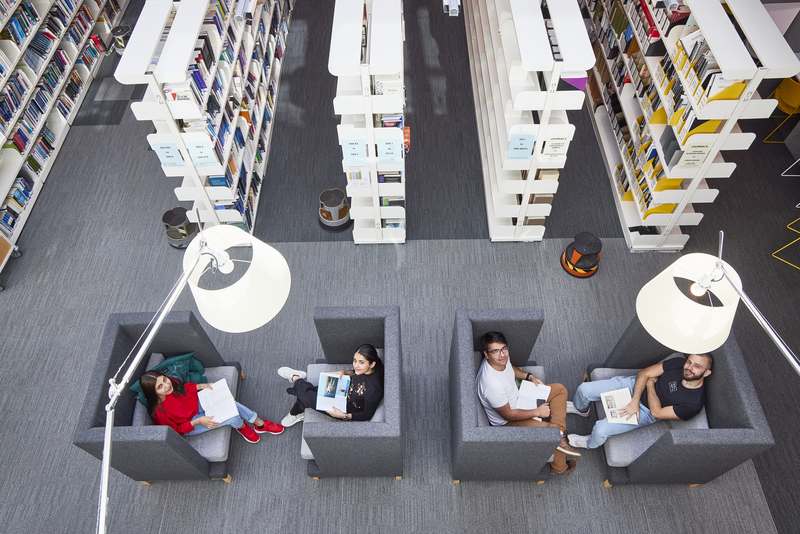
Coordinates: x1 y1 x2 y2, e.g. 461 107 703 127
566 401 590 417
277 367 306 383
568 434 590 449
281 412 304 427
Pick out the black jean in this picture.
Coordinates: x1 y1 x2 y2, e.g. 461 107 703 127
287 378 318 415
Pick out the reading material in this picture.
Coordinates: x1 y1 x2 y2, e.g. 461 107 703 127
516 381 551 411
600 387 638 425
315 373 351 412
197 378 239 422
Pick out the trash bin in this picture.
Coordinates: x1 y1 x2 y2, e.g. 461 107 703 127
162 207 199 249
318 188 352 231
111 25 132 56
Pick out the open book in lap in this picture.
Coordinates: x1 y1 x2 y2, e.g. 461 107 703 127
601 387 638 425
316 373 351 412
516 381 551 411
197 378 239 422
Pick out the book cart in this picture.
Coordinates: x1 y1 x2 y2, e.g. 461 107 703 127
462 0 594 242
583 0 800 251
329 0 406 244
0 0 130 283
114 0 294 231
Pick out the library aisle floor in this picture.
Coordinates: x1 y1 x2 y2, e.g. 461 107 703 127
0 1 798 533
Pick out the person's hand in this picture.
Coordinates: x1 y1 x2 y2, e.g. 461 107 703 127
198 383 214 391
618 400 639 421
196 416 219 429
327 407 347 420
535 402 551 419
528 375 544 387
335 371 345 379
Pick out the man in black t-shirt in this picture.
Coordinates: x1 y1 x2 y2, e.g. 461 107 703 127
565 353 713 450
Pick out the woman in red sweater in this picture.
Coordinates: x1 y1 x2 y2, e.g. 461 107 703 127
140 370 283 443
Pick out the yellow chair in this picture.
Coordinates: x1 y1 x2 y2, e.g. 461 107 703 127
764 76 800 143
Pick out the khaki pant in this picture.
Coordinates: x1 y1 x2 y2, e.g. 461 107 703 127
505 383 569 473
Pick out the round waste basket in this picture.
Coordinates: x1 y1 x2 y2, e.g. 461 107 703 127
318 188 352 231
162 207 199 249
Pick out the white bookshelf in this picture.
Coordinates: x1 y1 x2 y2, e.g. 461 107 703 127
0 0 130 279
583 0 800 252
115 0 294 232
462 0 594 242
329 0 406 244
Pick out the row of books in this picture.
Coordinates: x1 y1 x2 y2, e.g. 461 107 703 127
377 172 401 183
24 122 56 175
0 175 34 238
204 0 230 39
379 196 404 208
76 39 101 71
55 70 83 119
0 2 39 47
0 70 32 134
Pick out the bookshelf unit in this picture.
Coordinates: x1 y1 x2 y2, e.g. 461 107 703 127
114 0 294 232
583 0 800 252
0 0 130 277
329 0 406 245
462 0 594 242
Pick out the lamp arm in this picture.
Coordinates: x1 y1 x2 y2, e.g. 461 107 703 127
717 264 800 377
96 243 206 534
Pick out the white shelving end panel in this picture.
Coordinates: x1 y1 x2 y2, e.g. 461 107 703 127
548 0 594 77
726 0 800 79
683 0 756 80
333 75 363 115
154 0 210 83
369 0 402 75
508 0 552 73
328 0 363 77
115 0 175 85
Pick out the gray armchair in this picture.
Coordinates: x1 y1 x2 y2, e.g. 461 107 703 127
448 308 560 482
586 317 775 486
73 311 242 482
300 306 403 478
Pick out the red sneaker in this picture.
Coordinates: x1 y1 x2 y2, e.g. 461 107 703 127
254 420 284 435
237 424 260 443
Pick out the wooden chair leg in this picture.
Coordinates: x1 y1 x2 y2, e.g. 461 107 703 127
537 480 545 484
583 372 589 382
395 476 402 480
689 483 700 488
604 479 613 488
140 481 151 485
240 370 245 380
212 474 232 483
453 480 460 484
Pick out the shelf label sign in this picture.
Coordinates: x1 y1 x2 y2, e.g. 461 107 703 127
345 164 369 188
377 138 403 164
152 143 183 167
342 139 367 163
186 141 217 167
542 136 569 158
508 135 535 160
676 142 713 169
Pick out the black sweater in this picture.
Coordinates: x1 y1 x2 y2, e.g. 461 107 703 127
347 373 384 421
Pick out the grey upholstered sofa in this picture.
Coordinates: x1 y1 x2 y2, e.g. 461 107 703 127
585 317 775 486
73 311 242 482
449 308 560 482
300 306 403 478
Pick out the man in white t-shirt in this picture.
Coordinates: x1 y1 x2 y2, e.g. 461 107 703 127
475 331 581 475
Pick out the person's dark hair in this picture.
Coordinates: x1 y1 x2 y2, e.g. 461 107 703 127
140 370 186 418
356 343 383 382
695 352 713 372
481 332 507 354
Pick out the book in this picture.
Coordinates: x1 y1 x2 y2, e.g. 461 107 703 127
516 380 551 411
197 378 239 422
315 372 350 412
599 387 638 425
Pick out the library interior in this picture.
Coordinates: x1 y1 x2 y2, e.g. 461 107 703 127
1 0 800 533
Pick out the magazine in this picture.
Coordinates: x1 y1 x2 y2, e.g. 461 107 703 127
516 380 551 411
315 372 351 412
600 387 638 425
197 378 238 422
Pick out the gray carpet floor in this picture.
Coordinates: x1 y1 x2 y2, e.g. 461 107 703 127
0 0 798 533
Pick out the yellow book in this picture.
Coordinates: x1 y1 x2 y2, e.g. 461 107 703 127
684 119 722 139
621 189 633 201
708 82 746 102
643 203 676 218
650 106 667 124
654 178 682 191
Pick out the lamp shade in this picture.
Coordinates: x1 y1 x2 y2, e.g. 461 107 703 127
636 253 742 354
182 225 291 333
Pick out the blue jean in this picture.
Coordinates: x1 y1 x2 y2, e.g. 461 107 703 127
573 376 658 449
184 402 257 436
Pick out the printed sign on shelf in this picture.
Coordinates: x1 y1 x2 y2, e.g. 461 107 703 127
508 134 535 160
377 138 403 164
152 143 183 167
342 139 368 164
186 141 217 167
542 136 569 158
676 142 713 168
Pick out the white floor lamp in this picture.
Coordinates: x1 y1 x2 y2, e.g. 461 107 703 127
632 231 799 374
97 224 291 534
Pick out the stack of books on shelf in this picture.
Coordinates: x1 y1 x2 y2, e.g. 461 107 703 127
62 7 93 48
23 123 56 174
0 71 33 135
0 175 33 238
377 172 401 183
1 2 40 47
379 196 404 207
55 70 84 118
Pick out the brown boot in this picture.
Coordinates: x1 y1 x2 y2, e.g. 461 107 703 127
552 457 578 475
557 435 581 457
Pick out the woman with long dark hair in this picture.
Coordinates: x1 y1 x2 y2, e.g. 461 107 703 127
140 370 283 443
277 343 384 426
